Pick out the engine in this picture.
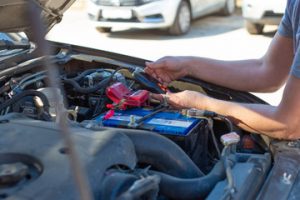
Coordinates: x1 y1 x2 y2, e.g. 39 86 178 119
0 55 271 200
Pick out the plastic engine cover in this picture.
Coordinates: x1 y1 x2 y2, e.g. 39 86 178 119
0 114 137 200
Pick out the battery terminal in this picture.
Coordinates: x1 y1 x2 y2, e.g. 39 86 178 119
128 115 138 128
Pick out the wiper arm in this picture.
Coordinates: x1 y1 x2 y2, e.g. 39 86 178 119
0 40 31 50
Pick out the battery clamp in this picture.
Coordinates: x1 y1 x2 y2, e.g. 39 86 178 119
132 68 167 94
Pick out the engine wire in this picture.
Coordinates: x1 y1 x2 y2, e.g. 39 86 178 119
221 145 236 200
207 118 221 158
215 115 234 132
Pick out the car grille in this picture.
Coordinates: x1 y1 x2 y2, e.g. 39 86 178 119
97 0 145 6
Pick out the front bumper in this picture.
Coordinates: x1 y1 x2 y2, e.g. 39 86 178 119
242 0 286 25
87 0 180 29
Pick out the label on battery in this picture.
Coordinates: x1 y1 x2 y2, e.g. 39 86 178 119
147 118 193 128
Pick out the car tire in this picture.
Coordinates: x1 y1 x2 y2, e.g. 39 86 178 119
96 27 112 33
169 1 191 36
245 21 264 35
221 0 235 16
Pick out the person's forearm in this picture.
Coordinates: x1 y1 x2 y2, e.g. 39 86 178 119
199 95 291 139
179 56 270 92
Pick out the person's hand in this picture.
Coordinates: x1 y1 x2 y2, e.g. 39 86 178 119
145 56 188 86
151 90 208 110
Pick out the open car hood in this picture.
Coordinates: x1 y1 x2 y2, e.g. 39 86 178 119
0 0 75 36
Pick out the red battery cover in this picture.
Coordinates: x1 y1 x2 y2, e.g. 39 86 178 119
125 90 149 107
106 82 149 108
106 82 131 103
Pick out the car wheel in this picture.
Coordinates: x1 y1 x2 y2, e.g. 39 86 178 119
169 1 191 36
96 27 112 33
221 0 235 16
245 21 264 35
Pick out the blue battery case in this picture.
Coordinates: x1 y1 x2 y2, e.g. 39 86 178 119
96 108 201 136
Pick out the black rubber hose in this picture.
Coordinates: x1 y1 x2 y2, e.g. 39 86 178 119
63 77 110 94
63 67 126 94
119 129 204 178
151 160 226 200
71 69 99 82
100 172 138 200
0 90 50 113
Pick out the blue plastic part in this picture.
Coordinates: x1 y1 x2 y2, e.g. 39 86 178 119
96 108 201 136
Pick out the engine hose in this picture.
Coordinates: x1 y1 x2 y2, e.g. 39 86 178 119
119 129 205 178
63 67 126 94
100 172 138 200
71 69 100 82
0 90 50 113
150 160 226 200
19 75 47 90
18 71 46 86
63 77 110 94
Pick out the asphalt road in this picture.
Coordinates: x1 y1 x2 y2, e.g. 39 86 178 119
47 5 283 105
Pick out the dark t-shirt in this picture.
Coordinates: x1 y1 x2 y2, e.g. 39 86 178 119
278 0 300 77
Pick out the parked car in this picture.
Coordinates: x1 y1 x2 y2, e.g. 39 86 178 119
242 0 286 34
87 0 236 35
1 1 300 200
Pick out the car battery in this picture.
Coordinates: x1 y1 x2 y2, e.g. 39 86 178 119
97 108 202 135
96 108 209 166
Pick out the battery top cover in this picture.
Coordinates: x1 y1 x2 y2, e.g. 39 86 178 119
96 108 202 136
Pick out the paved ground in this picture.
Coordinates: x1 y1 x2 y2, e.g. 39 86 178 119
47 2 284 105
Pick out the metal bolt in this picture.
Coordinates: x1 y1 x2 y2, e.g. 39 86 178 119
128 115 137 128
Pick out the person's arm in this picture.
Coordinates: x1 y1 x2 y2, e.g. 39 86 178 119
206 74 300 139
163 73 300 140
146 33 294 92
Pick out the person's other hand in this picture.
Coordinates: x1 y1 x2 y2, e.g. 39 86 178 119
145 56 188 85
151 90 207 110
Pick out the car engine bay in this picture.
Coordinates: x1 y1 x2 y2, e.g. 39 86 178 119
0 47 276 199
2 0 300 199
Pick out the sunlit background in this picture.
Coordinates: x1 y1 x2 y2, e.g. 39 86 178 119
47 0 285 105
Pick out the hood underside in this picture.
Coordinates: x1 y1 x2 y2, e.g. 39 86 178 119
0 0 75 36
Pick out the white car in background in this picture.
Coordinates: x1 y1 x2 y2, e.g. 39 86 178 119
87 0 236 35
242 0 286 34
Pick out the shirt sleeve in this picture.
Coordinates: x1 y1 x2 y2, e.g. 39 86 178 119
278 0 293 38
291 46 300 78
